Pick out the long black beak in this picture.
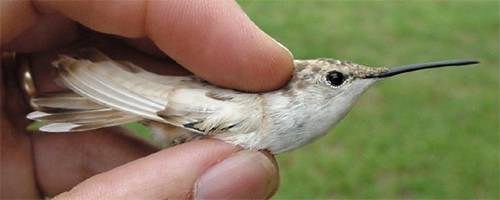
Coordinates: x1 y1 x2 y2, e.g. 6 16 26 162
366 60 479 78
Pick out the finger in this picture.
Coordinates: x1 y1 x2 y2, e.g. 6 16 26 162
54 140 279 199
35 0 294 91
3 14 79 53
31 129 156 196
0 1 79 52
123 37 168 59
194 150 280 199
34 0 146 38
1 57 40 198
0 0 38 44
1 115 40 199
145 0 294 91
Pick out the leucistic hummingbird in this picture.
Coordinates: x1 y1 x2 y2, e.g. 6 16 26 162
27 49 478 154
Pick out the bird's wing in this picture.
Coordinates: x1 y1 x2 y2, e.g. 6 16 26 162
48 49 261 135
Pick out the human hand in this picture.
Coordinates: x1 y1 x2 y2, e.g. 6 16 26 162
1 1 293 199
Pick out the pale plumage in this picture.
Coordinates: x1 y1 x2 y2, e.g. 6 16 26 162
27 49 478 153
30 49 266 150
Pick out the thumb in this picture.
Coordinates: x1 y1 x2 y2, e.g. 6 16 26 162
54 140 279 199
36 0 294 92
146 1 294 92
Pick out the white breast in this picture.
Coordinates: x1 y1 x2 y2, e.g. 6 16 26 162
258 78 377 154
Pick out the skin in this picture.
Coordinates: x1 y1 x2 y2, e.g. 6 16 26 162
1 0 293 199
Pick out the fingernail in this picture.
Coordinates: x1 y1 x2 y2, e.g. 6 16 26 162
194 150 278 200
269 36 294 59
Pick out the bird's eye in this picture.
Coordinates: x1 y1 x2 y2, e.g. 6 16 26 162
326 71 346 86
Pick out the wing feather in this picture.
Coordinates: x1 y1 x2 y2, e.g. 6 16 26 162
50 49 262 136
54 56 167 122
31 92 104 110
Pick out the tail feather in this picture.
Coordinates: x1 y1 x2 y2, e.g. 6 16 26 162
28 109 130 124
39 115 140 132
28 93 142 132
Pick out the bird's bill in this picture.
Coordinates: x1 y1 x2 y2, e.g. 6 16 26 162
365 60 479 78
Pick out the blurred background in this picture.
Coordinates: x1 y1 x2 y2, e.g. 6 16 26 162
235 1 498 199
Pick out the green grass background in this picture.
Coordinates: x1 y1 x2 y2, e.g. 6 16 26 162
236 1 498 199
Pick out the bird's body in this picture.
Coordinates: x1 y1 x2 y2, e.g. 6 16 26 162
27 49 477 154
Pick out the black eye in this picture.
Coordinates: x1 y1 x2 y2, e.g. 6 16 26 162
326 71 346 86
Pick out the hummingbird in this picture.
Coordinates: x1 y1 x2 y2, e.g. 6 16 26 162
27 49 478 154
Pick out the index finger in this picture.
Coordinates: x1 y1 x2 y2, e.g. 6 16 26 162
36 0 294 91
53 139 279 199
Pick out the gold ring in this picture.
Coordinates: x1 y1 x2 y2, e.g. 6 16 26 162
18 54 37 99
1 52 38 108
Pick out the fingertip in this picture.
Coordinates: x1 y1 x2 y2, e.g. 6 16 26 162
206 30 295 92
234 38 294 92
194 150 279 199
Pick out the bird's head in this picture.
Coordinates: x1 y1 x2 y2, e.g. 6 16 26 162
289 58 478 105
